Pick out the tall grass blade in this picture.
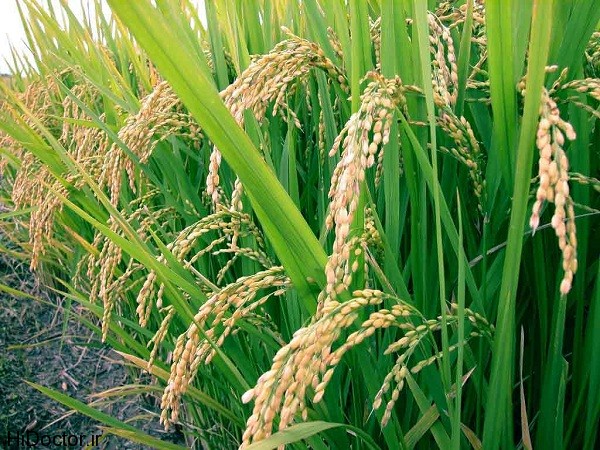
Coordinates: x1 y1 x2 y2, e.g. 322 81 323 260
483 1 555 448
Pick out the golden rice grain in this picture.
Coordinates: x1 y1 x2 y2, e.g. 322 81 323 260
325 73 405 303
160 267 289 429
206 31 347 208
527 87 578 295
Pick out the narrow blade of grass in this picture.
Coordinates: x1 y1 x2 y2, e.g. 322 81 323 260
483 2 555 448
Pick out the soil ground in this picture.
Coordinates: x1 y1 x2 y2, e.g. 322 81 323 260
0 253 184 449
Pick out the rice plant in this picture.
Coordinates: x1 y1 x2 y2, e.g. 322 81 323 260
0 0 598 449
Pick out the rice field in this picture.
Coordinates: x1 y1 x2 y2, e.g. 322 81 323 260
0 0 599 449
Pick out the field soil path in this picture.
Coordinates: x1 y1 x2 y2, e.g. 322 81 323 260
0 254 182 449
